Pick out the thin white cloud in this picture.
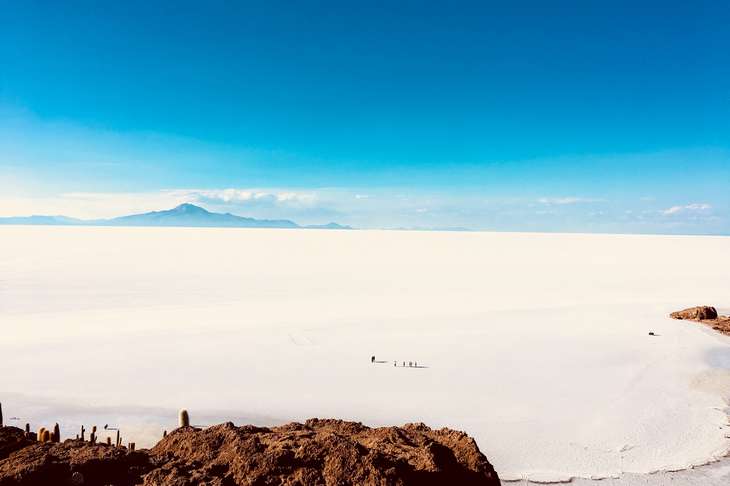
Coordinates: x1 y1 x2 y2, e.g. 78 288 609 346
537 197 603 205
662 203 711 216
0 192 189 219
189 188 317 208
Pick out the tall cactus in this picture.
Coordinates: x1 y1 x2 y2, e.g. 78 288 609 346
37 427 46 442
0 401 3 427
179 409 190 428
53 423 60 443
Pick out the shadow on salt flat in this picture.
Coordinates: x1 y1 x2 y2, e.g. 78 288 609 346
705 347 730 369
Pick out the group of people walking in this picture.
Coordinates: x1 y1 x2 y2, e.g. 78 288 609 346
395 361 418 367
370 356 420 367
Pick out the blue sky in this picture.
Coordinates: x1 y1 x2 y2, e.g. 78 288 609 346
1 1 728 233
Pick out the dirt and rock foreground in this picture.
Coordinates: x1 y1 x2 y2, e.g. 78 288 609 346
0 418 500 485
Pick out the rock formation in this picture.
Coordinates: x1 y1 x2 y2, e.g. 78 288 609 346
0 419 500 485
670 306 718 321
0 428 31 462
671 306 730 336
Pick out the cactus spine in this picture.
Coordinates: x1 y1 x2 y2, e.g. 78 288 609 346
178 409 190 428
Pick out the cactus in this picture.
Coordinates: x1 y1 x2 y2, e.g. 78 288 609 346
0 401 3 427
80 425 85 441
163 430 167 438
25 423 30 435
115 430 120 447
90 426 97 444
179 409 190 428
106 436 111 445
129 442 135 451
37 427 46 442
41 429 51 443
53 423 60 443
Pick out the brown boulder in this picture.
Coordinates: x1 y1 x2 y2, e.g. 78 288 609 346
670 306 718 321
670 306 730 337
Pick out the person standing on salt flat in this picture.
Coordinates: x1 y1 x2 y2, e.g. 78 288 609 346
371 355 375 363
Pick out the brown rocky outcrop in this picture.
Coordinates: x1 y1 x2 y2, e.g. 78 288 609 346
670 306 718 321
0 429 31 462
0 436 149 486
0 420 500 485
671 306 730 336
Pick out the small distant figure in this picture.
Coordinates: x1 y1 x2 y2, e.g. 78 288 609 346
394 361 397 366
648 331 655 336
371 355 375 363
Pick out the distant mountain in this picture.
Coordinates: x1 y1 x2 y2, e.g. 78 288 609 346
391 226 472 232
0 203 352 230
100 203 299 228
0 215 85 226
304 222 352 230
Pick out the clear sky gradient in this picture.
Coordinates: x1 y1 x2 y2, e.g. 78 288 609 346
1 1 728 233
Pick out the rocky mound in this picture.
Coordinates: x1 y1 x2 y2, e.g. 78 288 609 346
0 429 31 462
670 306 718 321
0 420 500 485
0 437 149 486
671 306 730 336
